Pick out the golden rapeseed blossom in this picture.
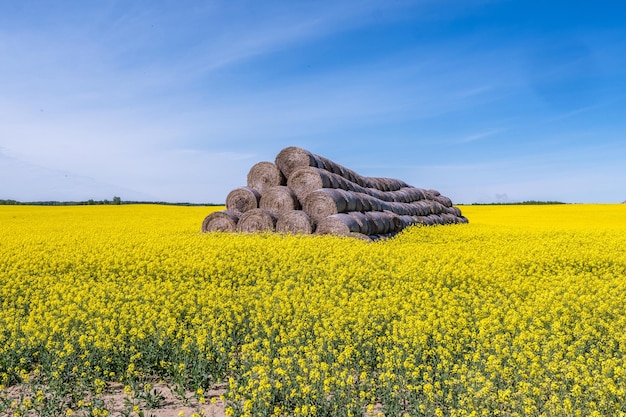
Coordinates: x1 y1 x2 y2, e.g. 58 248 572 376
0 203 625 416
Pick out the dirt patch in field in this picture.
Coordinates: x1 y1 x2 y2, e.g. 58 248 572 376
104 382 227 417
2 382 227 417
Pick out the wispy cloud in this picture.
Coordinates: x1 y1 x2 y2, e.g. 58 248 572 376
455 128 509 144
2 1 625 203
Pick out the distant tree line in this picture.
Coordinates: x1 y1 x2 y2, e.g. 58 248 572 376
470 200 567 205
0 197 221 206
0 197 568 207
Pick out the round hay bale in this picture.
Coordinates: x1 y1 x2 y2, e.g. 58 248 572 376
371 232 398 241
391 188 409 203
247 161 285 193
303 188 351 222
431 195 453 207
341 167 363 185
429 200 447 214
316 213 361 235
407 216 427 226
348 211 372 236
345 192 366 212
276 210 315 234
428 214 445 225
236 208 277 233
364 177 407 191
317 156 334 172
275 146 318 179
402 187 425 202
400 214 424 228
415 200 432 216
347 232 373 242
446 206 462 217
355 193 371 212
287 166 334 203
363 211 388 235
383 210 403 230
379 179 390 192
363 177 381 190
440 213 456 224
259 186 300 214
226 186 261 215
386 201 411 215
201 210 240 232
361 193 386 211
276 146 414 194
420 200 439 215
421 215 435 226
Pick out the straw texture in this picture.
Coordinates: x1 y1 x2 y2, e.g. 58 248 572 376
276 210 315 234
247 161 286 194
259 186 300 215
201 210 240 232
236 208 277 233
226 186 261 215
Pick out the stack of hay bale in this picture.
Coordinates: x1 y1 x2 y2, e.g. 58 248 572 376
201 146 468 241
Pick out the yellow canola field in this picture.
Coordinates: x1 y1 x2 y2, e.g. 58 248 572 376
1 204 626 417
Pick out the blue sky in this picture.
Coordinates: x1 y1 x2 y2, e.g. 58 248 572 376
1 1 625 204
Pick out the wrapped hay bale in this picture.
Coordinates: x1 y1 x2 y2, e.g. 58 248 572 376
348 211 372 236
247 161 286 193
446 206 463 217
201 210 240 232
276 146 408 191
428 214 445 225
316 213 362 236
276 210 315 234
392 187 426 203
431 195 453 207
303 189 386 221
308 209 422 238
364 211 399 235
396 214 423 228
361 176 408 192
303 188 435 222
236 208 277 233
226 186 261 215
440 213 459 224
288 166 408 203
413 200 433 216
347 232 373 242
259 186 300 214
276 146 363 185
